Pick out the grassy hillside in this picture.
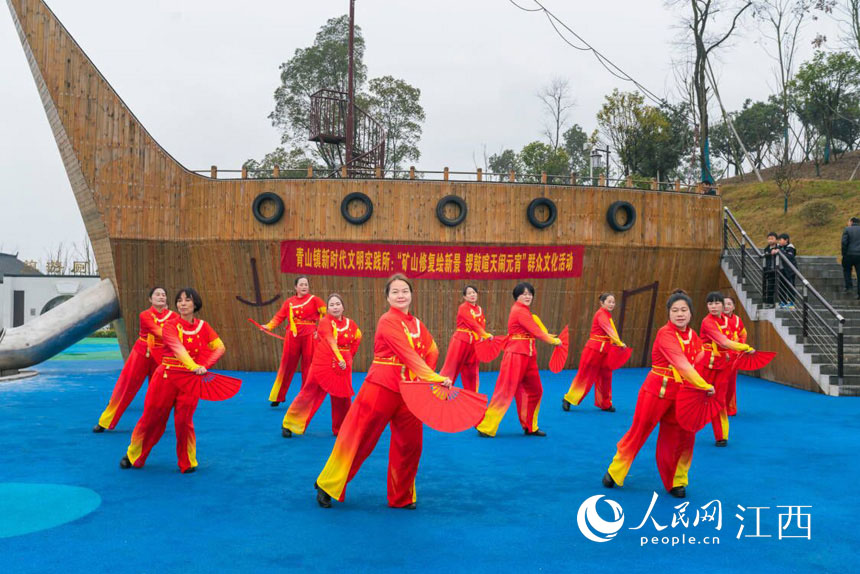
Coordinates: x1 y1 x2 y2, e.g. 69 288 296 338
720 179 860 256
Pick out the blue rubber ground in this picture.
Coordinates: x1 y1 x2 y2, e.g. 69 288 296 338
1 339 857 573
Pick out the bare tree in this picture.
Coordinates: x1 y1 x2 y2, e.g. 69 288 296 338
834 0 860 55
537 77 576 149
671 0 753 183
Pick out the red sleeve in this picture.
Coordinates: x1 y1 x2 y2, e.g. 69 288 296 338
201 322 225 369
702 317 748 352
315 296 327 318
381 316 445 383
424 332 440 370
319 318 344 362
657 329 710 390
460 305 489 338
516 307 556 344
162 322 200 371
139 309 158 337
736 317 748 344
595 311 622 344
265 299 291 329
350 325 362 356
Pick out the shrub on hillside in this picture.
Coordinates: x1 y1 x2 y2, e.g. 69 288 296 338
800 199 837 227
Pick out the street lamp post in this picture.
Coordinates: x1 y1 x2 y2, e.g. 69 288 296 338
590 149 601 186
603 145 611 185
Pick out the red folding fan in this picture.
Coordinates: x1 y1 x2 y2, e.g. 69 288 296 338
733 350 776 371
474 336 508 363
675 385 725 432
247 318 285 341
317 358 355 398
173 371 243 401
549 325 569 373
399 381 488 433
605 345 633 371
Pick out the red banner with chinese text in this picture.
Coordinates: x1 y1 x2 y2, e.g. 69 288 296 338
280 240 584 279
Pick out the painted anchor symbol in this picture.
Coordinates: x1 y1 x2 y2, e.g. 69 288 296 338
236 257 281 307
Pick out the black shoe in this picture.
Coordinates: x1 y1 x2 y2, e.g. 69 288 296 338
282 427 292 438
119 455 132 469
394 502 417 510
315 482 332 508
524 428 547 437
562 399 571 412
669 486 686 498
92 424 106 433
477 430 493 438
182 466 197 474
602 472 616 488
270 401 280 407
601 406 616 413
715 439 728 447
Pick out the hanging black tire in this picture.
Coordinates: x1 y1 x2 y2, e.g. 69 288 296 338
606 201 636 232
436 195 467 227
252 192 285 225
341 192 374 225
527 198 557 229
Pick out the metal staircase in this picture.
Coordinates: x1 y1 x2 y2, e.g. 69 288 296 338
722 207 859 396
308 88 386 177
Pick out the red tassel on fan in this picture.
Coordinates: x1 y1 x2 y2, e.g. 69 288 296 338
605 345 633 371
549 325 569 373
675 384 725 432
733 350 776 371
247 318 285 341
172 371 243 401
399 381 488 433
474 336 508 363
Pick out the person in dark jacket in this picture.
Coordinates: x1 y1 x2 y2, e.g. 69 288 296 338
763 232 779 307
777 233 798 308
843 217 860 299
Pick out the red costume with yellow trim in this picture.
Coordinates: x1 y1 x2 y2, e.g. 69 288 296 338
723 312 747 416
282 314 362 436
563 307 624 410
97 307 175 430
315 307 445 507
697 313 751 442
126 316 225 472
476 302 558 437
440 301 491 392
606 322 713 493
266 294 326 403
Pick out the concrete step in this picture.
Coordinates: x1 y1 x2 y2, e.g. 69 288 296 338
820 364 860 375
811 353 860 365
830 375 860 387
803 344 860 355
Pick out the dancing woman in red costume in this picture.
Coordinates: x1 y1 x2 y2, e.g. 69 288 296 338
602 290 714 498
440 285 492 392
93 287 174 432
722 295 747 417
263 276 326 406
562 292 626 413
314 274 452 509
281 294 362 438
476 282 561 438
698 292 752 447
120 288 225 473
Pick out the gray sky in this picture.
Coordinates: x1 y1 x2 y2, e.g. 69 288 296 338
0 0 843 264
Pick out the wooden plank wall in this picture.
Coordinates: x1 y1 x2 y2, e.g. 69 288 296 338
10 0 725 371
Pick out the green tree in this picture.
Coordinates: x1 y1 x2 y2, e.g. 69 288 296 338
518 141 570 182
242 147 316 179
562 124 591 175
360 76 425 175
791 50 860 163
733 98 782 168
488 149 520 181
710 115 744 176
269 15 367 169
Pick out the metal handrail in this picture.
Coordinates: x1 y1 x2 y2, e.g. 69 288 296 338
723 206 846 385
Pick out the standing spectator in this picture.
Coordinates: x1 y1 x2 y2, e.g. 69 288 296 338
763 232 779 308
777 233 798 308
843 217 860 299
